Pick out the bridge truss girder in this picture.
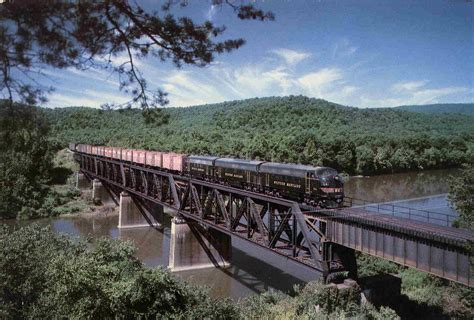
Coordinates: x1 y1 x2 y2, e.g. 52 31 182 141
77 153 357 278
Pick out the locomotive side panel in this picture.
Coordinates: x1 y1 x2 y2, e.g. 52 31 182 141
187 156 218 179
188 162 212 178
218 166 249 187
266 173 306 199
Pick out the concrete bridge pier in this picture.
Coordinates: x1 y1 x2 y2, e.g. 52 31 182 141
118 191 163 228
76 172 91 190
168 217 232 272
91 179 117 206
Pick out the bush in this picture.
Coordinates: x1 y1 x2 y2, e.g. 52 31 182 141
0 224 239 319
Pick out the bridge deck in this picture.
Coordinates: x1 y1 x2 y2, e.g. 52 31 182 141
306 207 473 248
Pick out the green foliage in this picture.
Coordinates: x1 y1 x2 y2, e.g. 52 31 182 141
1 225 398 319
43 96 474 175
400 268 474 318
449 164 474 229
0 224 239 319
356 253 401 278
0 103 56 219
239 281 398 319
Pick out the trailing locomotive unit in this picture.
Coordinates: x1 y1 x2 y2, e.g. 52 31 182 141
71 144 344 208
188 156 344 208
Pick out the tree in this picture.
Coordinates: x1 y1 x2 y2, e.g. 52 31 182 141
0 101 54 219
0 0 273 118
449 165 474 229
0 224 239 319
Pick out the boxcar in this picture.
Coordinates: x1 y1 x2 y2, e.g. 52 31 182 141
162 153 186 172
187 155 218 179
214 158 264 188
135 150 147 165
111 147 122 160
104 147 113 158
123 149 134 162
146 151 163 168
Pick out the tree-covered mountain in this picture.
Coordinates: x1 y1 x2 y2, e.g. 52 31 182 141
43 96 474 175
394 103 474 115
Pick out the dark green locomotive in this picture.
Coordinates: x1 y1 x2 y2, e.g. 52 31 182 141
186 156 344 208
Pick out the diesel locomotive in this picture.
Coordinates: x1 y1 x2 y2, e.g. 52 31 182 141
71 144 344 208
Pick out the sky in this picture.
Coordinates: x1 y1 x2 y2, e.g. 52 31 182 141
40 0 473 108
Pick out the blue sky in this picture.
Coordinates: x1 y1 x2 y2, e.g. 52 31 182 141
42 0 473 108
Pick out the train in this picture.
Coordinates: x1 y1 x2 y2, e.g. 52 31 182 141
70 143 344 208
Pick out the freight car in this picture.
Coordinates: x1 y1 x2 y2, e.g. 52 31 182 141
71 144 344 208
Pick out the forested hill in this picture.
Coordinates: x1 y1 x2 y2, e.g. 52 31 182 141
394 103 474 115
43 96 474 175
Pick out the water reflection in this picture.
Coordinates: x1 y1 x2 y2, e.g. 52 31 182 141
345 168 460 203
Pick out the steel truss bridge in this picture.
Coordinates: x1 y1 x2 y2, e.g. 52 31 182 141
74 152 473 287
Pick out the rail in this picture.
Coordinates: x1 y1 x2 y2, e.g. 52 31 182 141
342 196 457 227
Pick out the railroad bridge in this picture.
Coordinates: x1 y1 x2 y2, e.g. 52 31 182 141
73 150 473 287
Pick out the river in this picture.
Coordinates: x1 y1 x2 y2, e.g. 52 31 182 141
3 168 461 299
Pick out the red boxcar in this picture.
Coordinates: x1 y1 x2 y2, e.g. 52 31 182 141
111 147 122 160
134 150 147 165
123 149 134 162
144 151 159 167
104 147 113 158
162 153 186 172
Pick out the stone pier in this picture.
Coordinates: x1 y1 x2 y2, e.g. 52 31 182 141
168 217 232 272
76 172 90 190
118 191 163 229
91 179 117 206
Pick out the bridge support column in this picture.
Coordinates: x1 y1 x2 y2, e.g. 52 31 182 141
91 179 117 206
76 172 90 190
118 192 162 228
168 217 231 272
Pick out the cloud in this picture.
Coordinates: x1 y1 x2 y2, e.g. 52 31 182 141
206 5 217 21
332 39 358 59
297 68 343 96
160 71 227 107
272 48 311 65
410 86 468 104
391 80 428 92
360 85 469 107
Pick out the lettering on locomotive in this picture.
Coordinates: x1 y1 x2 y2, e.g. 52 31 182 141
224 172 244 178
286 183 301 188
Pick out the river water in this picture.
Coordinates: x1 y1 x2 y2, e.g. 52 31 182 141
3 168 461 299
